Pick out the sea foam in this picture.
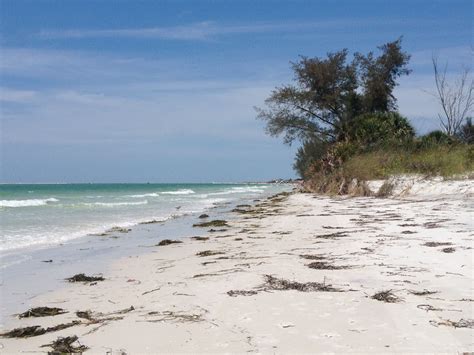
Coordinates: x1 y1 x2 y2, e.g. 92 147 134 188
161 189 195 195
0 198 59 208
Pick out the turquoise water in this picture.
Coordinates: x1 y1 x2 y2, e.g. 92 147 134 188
0 183 285 252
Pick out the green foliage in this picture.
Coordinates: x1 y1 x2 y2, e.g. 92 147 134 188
418 130 456 148
348 112 415 148
458 118 474 144
293 138 328 178
257 38 411 145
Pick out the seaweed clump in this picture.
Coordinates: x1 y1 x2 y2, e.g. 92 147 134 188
41 335 88 354
191 236 209 241
227 290 258 297
196 250 225 257
66 274 105 283
409 289 438 296
423 242 452 247
371 290 402 303
0 321 80 338
430 318 474 329
193 220 228 228
307 262 351 270
19 307 67 318
263 275 342 292
156 239 183 246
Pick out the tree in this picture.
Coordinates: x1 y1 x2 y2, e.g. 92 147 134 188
458 117 474 144
256 38 411 146
293 137 328 178
431 55 474 136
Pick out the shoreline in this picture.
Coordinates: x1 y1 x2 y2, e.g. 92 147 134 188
1 182 473 353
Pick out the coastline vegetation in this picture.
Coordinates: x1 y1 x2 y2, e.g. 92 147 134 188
257 37 473 194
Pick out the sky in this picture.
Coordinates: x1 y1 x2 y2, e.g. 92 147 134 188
1 0 472 183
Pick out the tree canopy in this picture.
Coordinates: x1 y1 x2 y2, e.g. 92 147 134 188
256 38 411 145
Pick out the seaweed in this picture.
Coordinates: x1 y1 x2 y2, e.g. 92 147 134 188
66 274 104 283
191 236 209 241
299 254 326 260
371 290 402 303
18 307 67 318
1 321 80 338
441 247 455 253
156 239 182 246
227 290 258 297
430 318 474 329
193 220 229 228
146 310 204 323
107 227 131 233
315 232 347 239
409 289 438 296
41 335 88 354
307 262 351 270
263 275 343 292
139 219 161 224
423 242 452 247
196 250 225 257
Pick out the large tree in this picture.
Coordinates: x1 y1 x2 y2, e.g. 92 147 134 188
256 38 411 145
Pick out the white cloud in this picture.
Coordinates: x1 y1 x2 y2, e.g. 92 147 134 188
36 18 440 41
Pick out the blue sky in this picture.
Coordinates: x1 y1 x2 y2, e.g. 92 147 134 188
1 0 472 183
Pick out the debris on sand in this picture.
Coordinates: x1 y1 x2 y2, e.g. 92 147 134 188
423 242 453 247
300 254 326 260
76 310 94 321
307 262 351 270
0 321 80 338
66 274 105 283
139 219 161 224
227 290 258 297
41 335 88 353
263 275 343 292
191 236 209 241
198 214 209 219
371 290 402 303
156 239 183 246
145 310 205 323
193 220 229 228
409 289 438 296
196 250 225 257
18 307 67 318
430 318 474 329
106 226 131 233
441 247 455 253
315 232 347 239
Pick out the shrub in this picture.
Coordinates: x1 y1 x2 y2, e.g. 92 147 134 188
348 112 415 149
418 130 457 148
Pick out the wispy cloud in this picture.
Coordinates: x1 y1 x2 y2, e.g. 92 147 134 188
36 19 430 41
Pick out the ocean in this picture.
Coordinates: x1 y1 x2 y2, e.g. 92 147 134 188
0 183 288 252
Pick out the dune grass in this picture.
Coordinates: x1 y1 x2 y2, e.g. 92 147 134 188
342 145 473 180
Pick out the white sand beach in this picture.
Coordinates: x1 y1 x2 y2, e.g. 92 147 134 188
1 178 473 353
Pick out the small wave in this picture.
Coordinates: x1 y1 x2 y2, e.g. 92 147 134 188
207 186 266 196
0 198 59 208
128 193 160 198
161 189 195 195
84 200 148 207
